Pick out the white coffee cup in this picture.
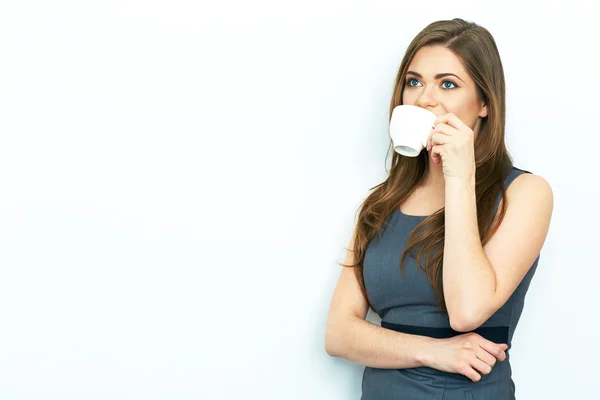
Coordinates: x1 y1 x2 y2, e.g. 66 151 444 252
389 105 437 157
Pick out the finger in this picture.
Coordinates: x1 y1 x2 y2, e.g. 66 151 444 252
430 132 452 147
431 145 445 161
427 127 437 151
459 365 482 383
427 130 433 151
431 146 443 164
476 347 497 367
479 341 507 362
496 348 507 362
431 123 457 137
435 113 468 130
471 357 493 376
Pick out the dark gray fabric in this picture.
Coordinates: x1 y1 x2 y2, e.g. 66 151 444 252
361 166 539 399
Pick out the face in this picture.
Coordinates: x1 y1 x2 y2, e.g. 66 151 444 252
402 45 488 137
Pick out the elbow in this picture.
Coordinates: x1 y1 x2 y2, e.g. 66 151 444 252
324 331 335 356
325 340 337 357
325 325 342 357
450 316 477 332
449 311 483 333
325 314 360 357
325 315 354 357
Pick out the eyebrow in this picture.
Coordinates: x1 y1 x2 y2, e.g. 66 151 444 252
406 71 465 83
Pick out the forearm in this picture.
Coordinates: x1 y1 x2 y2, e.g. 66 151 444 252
326 316 433 369
443 178 496 327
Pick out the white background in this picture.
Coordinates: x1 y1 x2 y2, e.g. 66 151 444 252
0 0 598 399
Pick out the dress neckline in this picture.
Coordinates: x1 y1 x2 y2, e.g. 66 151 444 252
397 207 432 219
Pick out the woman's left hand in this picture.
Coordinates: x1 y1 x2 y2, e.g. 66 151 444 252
426 113 476 183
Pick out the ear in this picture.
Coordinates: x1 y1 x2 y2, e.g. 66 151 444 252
479 102 488 118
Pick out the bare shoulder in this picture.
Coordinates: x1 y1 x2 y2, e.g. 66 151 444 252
498 172 554 219
508 173 553 202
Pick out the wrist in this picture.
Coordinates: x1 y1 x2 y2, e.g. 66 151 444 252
445 175 475 188
413 336 436 368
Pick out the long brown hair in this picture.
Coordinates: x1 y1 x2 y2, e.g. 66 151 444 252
341 18 514 313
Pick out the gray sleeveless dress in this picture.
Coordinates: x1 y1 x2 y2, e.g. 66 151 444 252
361 166 539 400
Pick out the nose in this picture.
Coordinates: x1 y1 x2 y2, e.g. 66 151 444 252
416 85 438 109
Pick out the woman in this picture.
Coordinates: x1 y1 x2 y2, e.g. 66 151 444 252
325 18 553 399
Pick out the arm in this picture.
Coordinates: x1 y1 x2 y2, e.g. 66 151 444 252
325 268 434 368
325 227 509 380
326 311 432 369
325 267 506 377
442 173 553 331
325 233 432 369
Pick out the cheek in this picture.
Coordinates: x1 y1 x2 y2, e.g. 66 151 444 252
441 104 478 128
402 89 415 105
453 112 476 129
439 100 460 115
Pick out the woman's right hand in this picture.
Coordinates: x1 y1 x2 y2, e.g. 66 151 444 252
422 332 508 382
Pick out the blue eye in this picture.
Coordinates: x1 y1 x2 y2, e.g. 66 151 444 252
405 77 459 90
407 78 421 87
442 80 457 90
